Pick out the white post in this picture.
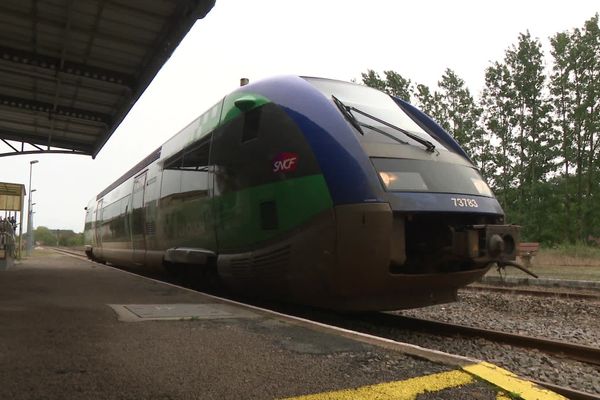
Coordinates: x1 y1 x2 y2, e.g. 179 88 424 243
26 160 38 256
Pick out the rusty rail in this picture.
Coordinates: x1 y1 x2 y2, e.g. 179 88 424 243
376 313 600 366
463 284 600 301
532 379 600 400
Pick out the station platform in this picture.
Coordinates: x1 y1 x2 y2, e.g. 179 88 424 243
0 249 564 399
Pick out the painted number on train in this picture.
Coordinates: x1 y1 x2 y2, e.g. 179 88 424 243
273 152 298 173
451 197 479 208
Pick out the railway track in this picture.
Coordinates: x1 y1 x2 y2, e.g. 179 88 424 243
329 312 600 400
463 284 600 301
51 247 86 257
373 313 600 366
529 379 600 400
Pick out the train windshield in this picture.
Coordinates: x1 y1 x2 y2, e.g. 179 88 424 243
304 77 445 151
372 157 493 197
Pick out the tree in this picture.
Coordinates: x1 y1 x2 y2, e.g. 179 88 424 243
382 70 413 101
550 30 577 241
436 69 489 172
32 227 83 246
413 83 447 128
514 33 554 238
549 14 600 242
480 32 555 238
481 62 517 207
361 69 387 92
34 226 57 245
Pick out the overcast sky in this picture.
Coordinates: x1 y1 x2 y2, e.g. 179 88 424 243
1 0 598 233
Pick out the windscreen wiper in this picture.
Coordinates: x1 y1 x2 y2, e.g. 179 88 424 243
332 95 408 146
332 95 436 153
332 95 364 135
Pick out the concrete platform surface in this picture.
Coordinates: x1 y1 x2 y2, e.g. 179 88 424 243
0 250 562 400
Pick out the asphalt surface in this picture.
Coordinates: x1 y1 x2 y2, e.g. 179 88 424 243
0 250 511 399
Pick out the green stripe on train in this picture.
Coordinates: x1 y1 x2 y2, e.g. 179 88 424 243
215 174 332 250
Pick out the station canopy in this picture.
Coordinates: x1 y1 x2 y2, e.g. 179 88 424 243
0 182 25 211
0 0 215 158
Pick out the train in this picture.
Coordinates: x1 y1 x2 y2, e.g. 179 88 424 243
84 75 520 311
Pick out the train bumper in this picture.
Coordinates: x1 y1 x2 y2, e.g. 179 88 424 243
324 203 502 311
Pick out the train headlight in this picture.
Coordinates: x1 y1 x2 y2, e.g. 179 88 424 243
378 171 428 191
470 177 493 197
379 172 396 188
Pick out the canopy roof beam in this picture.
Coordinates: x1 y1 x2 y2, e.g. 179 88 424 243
0 94 111 125
0 45 134 89
0 133 93 156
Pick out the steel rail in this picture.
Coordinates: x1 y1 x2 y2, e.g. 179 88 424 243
532 379 600 400
50 247 86 257
463 284 600 301
373 313 600 366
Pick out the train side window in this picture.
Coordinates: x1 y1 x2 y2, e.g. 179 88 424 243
181 136 211 171
241 107 262 143
161 153 183 198
180 134 212 196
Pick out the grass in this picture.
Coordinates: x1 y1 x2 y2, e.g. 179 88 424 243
492 264 600 281
486 244 600 281
14 247 73 261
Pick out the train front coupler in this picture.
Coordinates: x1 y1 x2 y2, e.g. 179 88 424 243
480 224 539 278
461 224 538 279
452 224 530 273
453 224 518 259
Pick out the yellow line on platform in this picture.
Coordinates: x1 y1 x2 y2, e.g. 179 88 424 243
280 369 473 400
463 362 567 400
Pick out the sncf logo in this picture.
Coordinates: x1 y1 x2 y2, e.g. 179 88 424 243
272 152 298 173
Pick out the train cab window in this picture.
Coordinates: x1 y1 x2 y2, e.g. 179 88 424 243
181 136 211 170
161 153 183 198
241 107 261 143
180 134 212 196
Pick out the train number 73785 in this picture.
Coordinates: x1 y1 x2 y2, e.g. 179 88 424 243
451 197 479 208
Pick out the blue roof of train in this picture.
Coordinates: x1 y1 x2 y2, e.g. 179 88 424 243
392 97 472 162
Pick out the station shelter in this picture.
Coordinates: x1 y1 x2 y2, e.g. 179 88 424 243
0 182 25 262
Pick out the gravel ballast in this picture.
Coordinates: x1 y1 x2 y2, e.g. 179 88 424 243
321 289 600 395
401 290 600 347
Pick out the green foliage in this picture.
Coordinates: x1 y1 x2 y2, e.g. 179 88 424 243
33 226 56 245
361 69 413 101
361 14 600 246
382 70 412 101
360 69 387 92
547 14 600 243
413 83 445 123
33 226 84 246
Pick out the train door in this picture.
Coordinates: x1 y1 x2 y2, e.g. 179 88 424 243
94 199 103 249
131 171 147 265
